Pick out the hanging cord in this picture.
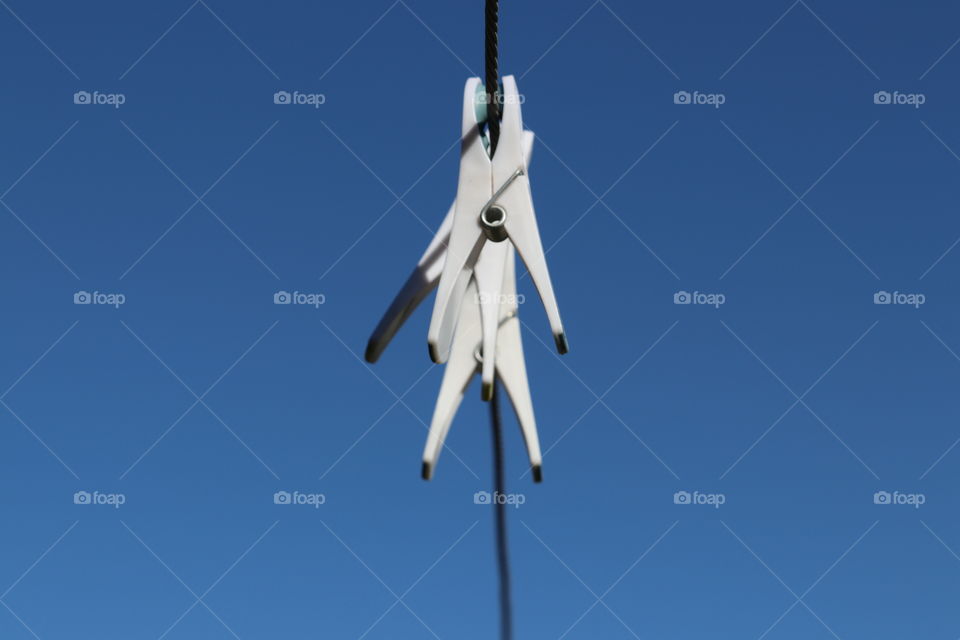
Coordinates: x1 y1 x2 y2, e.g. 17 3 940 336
485 0 501 154
485 3 512 637
490 382 513 640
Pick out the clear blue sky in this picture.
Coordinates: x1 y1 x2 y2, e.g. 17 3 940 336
1 1 959 638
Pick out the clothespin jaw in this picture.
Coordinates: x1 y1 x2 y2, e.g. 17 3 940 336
428 75 568 401
421 248 542 482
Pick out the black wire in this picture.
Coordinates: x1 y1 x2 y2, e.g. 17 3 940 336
486 2 511 637
490 381 513 640
485 0 501 155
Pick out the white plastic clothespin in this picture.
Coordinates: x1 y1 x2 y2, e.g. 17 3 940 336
366 132 542 481
422 248 541 481
428 75 567 402
365 130 534 364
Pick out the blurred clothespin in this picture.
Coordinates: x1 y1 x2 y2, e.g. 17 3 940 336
428 76 567 401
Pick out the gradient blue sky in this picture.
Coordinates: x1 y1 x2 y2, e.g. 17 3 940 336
2 1 960 638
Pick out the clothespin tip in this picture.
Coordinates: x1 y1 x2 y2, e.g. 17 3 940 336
364 339 380 364
481 381 495 402
532 465 543 483
555 332 569 355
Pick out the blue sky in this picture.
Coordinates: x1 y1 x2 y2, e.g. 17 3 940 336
1 0 960 638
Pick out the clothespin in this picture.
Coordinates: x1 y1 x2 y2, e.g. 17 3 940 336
365 130 534 364
428 75 567 402
422 247 541 481
366 131 542 481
